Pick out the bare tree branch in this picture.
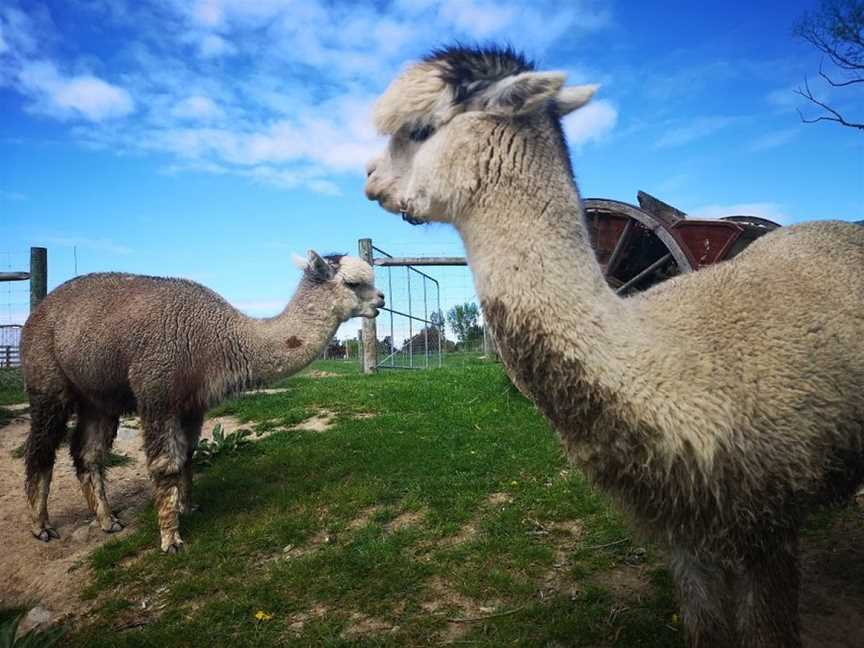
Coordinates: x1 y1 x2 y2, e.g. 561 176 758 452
795 77 864 129
819 60 864 87
794 1 864 131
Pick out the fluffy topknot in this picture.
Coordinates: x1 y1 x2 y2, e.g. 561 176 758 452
425 45 535 104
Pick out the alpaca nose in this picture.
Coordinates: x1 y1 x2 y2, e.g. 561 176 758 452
377 291 385 306
365 159 377 178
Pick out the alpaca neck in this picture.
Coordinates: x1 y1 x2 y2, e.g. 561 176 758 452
248 285 342 382
457 164 657 458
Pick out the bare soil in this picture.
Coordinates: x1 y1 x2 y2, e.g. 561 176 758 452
0 412 253 625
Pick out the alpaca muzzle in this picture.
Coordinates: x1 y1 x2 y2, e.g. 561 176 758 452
400 209 426 226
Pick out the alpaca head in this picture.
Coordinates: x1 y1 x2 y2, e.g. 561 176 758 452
297 251 384 319
365 45 598 224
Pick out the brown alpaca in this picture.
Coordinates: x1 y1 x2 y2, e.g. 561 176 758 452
21 252 384 553
365 45 864 647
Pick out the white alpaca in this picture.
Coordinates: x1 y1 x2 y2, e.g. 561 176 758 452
365 45 864 648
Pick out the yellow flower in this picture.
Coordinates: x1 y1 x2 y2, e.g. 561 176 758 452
255 610 274 621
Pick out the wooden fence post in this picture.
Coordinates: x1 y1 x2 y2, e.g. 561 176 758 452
358 238 377 374
30 247 47 311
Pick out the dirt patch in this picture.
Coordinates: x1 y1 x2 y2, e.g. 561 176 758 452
340 612 395 639
0 413 255 625
486 492 513 507
592 564 651 600
347 505 381 530
291 410 337 433
535 518 586 602
422 576 504 643
306 370 339 379
285 603 330 635
438 521 478 548
242 388 291 396
386 509 425 533
0 413 150 622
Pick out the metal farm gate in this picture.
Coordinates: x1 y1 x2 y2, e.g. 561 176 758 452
360 239 446 371
0 325 22 367
0 247 47 368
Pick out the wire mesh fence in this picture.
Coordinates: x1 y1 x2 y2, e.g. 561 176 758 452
372 244 443 370
0 251 31 327
360 239 497 372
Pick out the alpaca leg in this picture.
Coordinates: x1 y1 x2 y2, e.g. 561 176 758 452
70 405 123 533
669 548 735 647
24 393 69 541
142 415 189 553
179 412 203 514
732 538 801 648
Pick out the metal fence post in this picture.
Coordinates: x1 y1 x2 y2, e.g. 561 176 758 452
30 247 47 311
358 238 378 374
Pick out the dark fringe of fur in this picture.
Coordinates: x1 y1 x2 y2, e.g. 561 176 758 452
425 43 534 104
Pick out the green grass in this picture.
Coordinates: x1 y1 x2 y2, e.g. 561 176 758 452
0 367 26 407
66 364 682 647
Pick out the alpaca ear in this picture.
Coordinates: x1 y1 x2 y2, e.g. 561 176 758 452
307 250 334 281
481 71 566 117
556 84 599 115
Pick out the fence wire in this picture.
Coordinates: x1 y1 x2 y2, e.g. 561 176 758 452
372 244 443 370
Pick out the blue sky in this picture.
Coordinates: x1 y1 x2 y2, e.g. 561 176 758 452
2 0 863 339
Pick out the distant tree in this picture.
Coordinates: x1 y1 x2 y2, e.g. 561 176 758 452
344 338 360 359
401 325 455 355
430 309 445 328
446 302 483 348
377 335 395 357
794 0 864 130
322 338 346 359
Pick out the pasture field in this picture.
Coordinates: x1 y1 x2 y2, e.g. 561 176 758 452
2 362 862 646
68 362 682 647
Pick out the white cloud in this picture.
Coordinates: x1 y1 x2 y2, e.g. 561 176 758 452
1 0 614 192
654 116 739 149
690 202 790 225
197 33 236 58
564 99 618 146
171 95 224 121
748 128 798 152
192 0 224 27
438 0 515 37
16 60 134 121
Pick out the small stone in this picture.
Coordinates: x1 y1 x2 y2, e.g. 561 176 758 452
72 525 91 543
19 606 54 634
282 544 295 554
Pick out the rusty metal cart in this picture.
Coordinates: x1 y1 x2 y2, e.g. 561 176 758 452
584 191 781 295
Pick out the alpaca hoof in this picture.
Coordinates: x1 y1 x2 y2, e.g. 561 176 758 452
34 527 59 542
103 520 124 533
163 541 185 554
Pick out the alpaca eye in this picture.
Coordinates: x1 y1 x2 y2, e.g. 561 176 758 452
345 281 361 289
408 125 434 142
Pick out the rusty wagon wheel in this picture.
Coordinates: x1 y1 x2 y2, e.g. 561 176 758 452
583 198 694 296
